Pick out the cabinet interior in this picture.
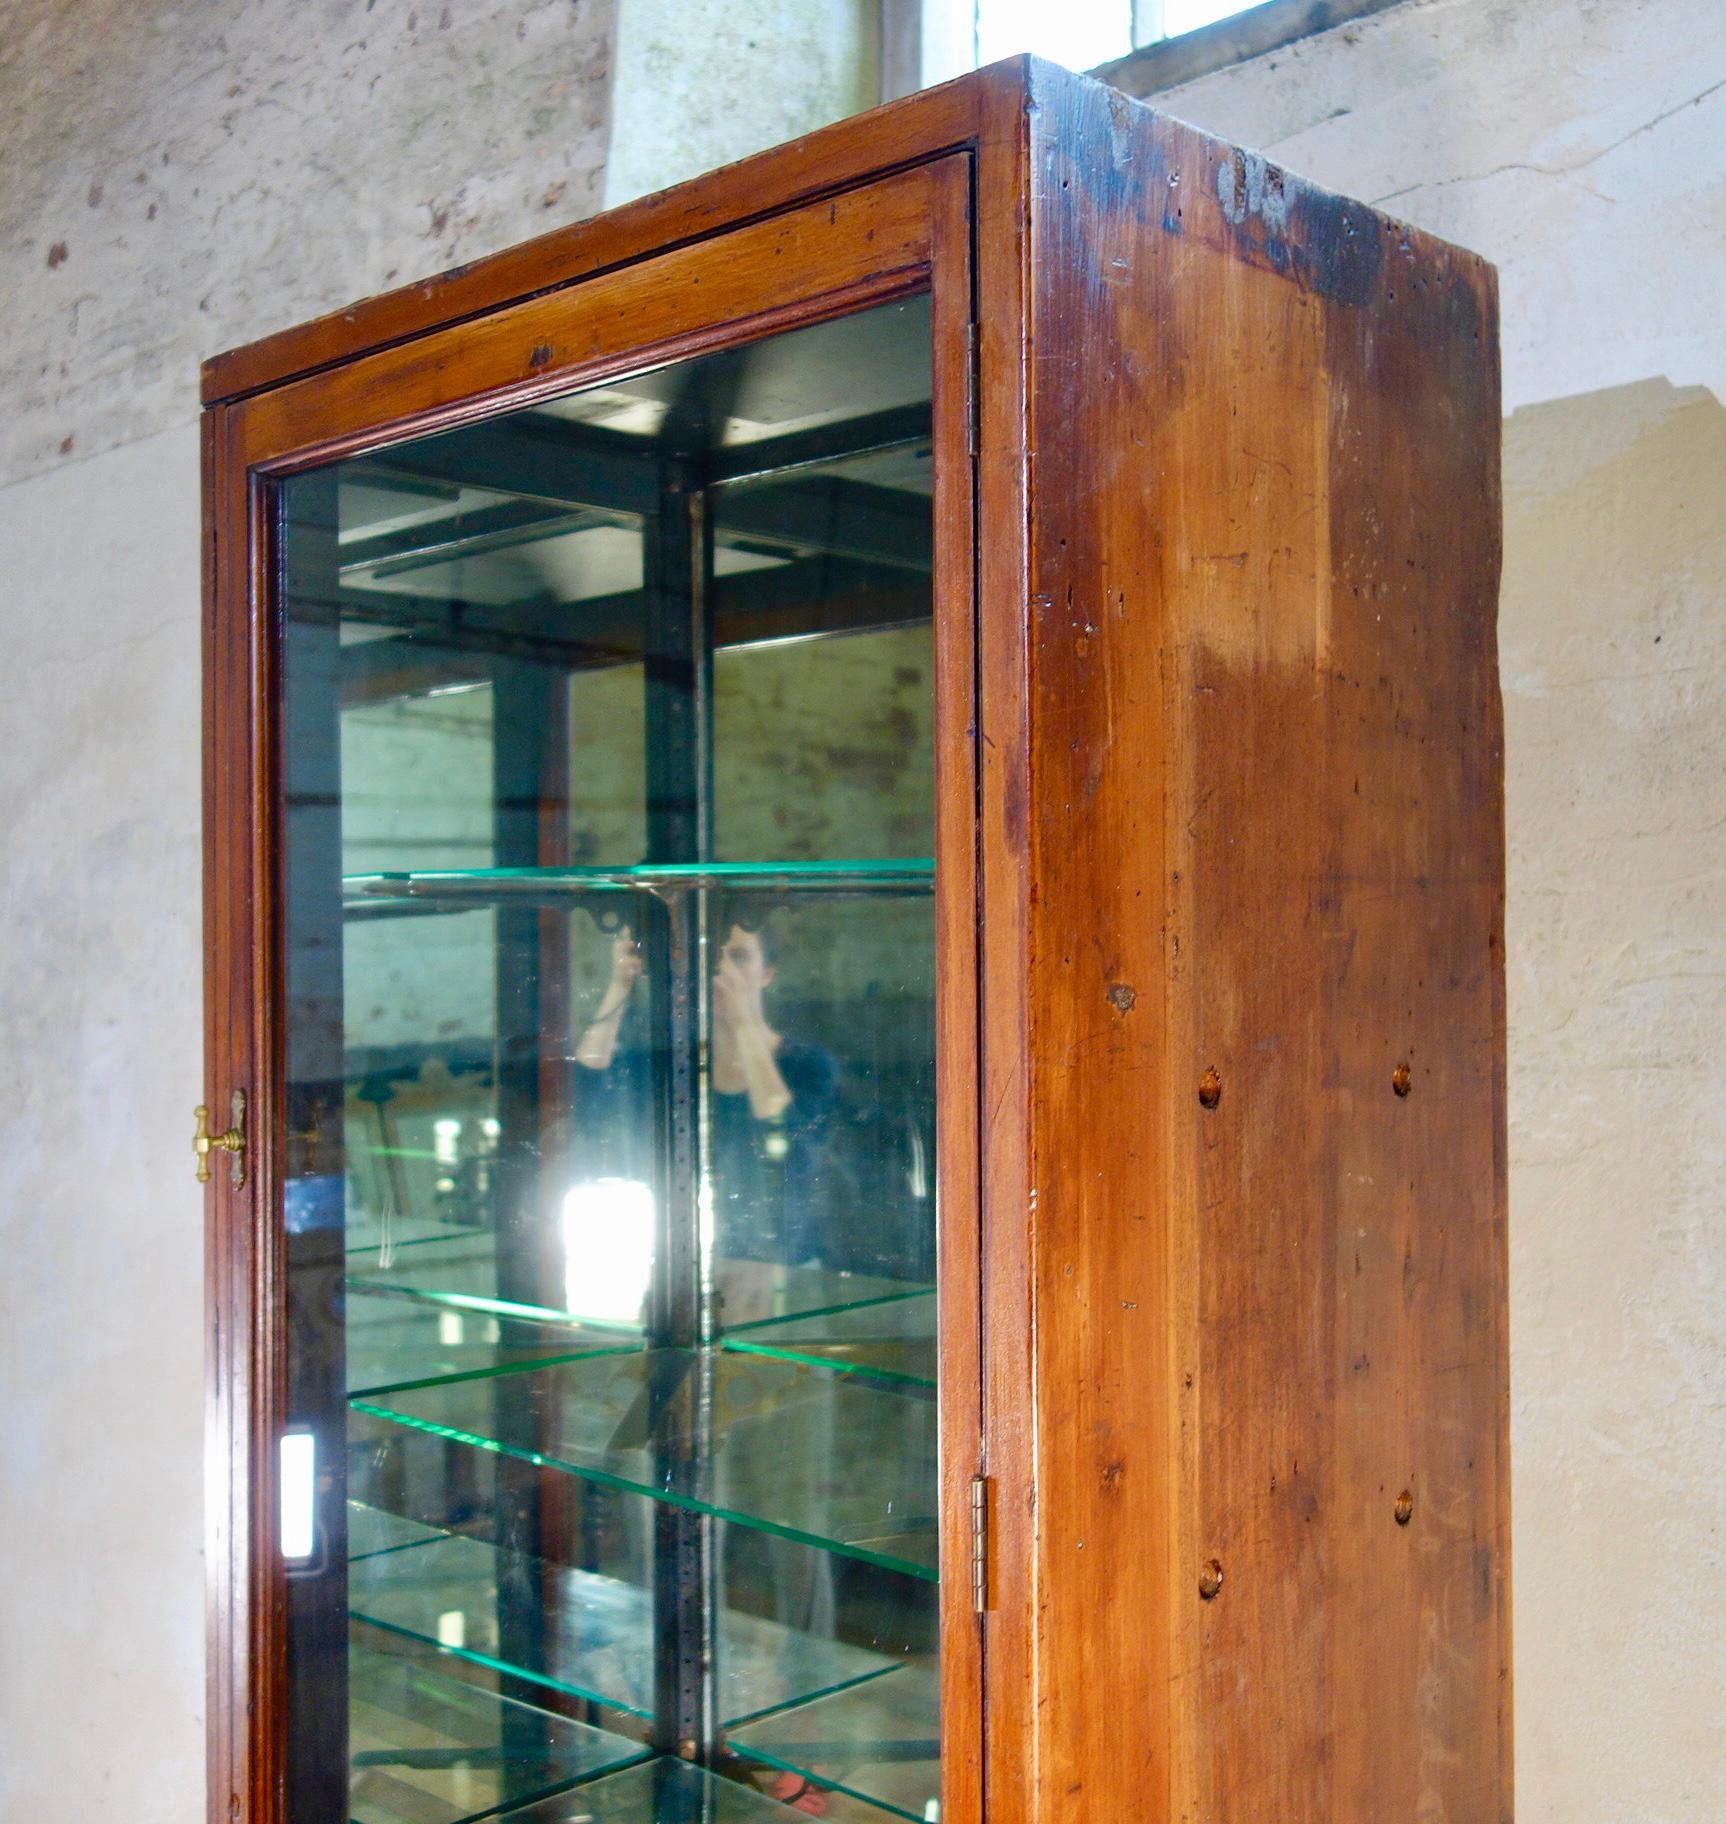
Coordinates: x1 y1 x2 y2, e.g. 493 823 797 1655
279 293 945 1824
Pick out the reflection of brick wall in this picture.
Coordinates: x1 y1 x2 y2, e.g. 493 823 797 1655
713 622 935 864
343 687 500 1051
341 622 935 1049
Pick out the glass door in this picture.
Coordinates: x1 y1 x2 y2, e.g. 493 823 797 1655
276 294 947 1824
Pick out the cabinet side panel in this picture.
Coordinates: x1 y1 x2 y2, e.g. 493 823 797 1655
1020 69 1508 1823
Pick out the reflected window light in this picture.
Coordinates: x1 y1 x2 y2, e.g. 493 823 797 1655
977 0 1130 66
438 1310 466 1348
433 1117 462 1166
968 0 1274 65
562 1178 656 1327
280 1431 316 1562
437 1609 466 1649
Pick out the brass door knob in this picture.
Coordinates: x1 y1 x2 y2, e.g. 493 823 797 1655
194 1091 247 1186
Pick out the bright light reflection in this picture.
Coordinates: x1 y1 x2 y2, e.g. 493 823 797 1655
562 1177 656 1327
977 0 1130 66
279 1431 316 1561
973 0 1272 64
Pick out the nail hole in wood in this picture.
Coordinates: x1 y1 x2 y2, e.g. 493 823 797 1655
1198 1558 1224 1599
1392 1062 1412 1098
1198 1067 1222 1110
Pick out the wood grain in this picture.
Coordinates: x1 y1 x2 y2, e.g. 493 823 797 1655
205 395 289 1824
1007 61 1509 1824
236 163 947 475
969 62 1039 1824
928 151 987 1824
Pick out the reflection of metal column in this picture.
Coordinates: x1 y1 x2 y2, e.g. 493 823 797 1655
644 448 715 1780
281 467 350 1824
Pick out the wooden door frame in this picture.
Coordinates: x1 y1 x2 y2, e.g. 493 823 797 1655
202 145 996 1824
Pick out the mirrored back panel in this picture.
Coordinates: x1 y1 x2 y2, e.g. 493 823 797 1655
279 295 942 1824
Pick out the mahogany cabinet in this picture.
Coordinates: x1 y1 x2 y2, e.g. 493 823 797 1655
201 56 1509 1824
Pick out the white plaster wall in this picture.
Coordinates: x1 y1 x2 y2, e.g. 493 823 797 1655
603 0 881 206
0 417 204 1824
1501 377 1726 1824
1112 2 1726 1817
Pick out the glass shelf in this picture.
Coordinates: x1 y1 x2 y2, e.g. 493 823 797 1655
349 1646 648 1824
355 1347 939 1581
343 859 934 916
722 1290 935 1390
727 1664 939 1824
492 1754 904 1823
350 1528 897 1725
710 1266 931 1341
351 1503 449 1562
349 1236 925 1344
282 296 945 1808
347 1290 636 1396
348 1219 476 1258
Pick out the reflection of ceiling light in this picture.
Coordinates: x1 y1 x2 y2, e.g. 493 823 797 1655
562 1178 655 1328
535 392 669 436
592 398 669 435
423 680 488 698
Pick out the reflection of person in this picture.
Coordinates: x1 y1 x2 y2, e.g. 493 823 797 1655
571 912 837 1267
710 922 794 1122
569 913 845 1675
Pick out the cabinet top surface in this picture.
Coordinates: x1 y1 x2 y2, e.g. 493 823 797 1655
200 55 1491 413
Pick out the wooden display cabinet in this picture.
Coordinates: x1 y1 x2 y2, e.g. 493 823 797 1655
201 57 1509 1824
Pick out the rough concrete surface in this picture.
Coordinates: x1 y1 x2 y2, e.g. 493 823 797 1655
0 0 617 488
1122 0 1726 413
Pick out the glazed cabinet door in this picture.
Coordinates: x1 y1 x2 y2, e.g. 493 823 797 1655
204 158 981 1824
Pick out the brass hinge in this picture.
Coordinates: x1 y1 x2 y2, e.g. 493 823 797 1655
965 321 979 458
971 1474 990 1613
